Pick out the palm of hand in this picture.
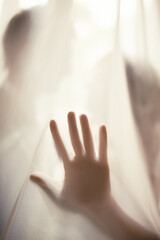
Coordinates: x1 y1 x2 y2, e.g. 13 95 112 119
62 157 110 206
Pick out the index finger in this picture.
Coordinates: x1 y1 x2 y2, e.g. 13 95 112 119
50 120 69 166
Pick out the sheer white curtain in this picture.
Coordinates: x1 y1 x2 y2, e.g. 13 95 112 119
0 0 160 239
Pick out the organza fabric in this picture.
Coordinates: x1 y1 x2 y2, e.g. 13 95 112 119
0 0 160 239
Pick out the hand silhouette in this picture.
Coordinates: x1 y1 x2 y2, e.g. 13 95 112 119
30 112 159 240
31 112 110 209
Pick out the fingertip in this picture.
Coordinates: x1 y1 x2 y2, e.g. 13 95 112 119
30 175 47 188
68 111 75 118
80 113 86 118
79 114 88 123
100 125 107 138
100 125 107 134
30 174 36 181
50 119 56 126
67 112 76 123
79 115 88 130
50 119 57 131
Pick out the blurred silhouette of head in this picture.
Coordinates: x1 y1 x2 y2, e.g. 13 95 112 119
125 60 160 202
3 10 32 75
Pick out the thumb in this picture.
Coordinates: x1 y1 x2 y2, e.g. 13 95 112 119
30 172 61 201
30 171 54 189
30 171 77 212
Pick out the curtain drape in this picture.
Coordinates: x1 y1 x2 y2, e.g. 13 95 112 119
0 0 160 239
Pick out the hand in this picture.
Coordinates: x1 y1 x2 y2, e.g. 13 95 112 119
30 112 160 240
30 112 110 210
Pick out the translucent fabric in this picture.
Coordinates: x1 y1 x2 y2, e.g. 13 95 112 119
0 0 160 239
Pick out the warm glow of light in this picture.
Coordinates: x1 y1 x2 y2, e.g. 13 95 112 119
0 0 4 16
75 0 117 29
74 23 94 38
19 0 48 9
